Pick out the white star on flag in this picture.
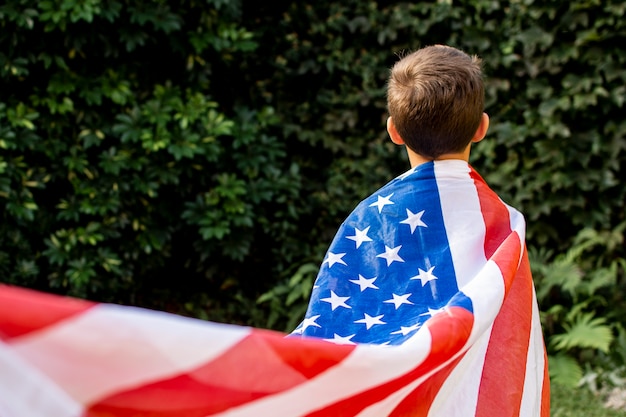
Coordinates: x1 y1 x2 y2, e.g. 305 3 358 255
349 274 379 291
369 193 394 213
410 266 438 285
354 313 386 330
421 307 445 317
400 209 427 233
320 290 351 310
383 293 414 309
323 252 347 268
390 322 422 336
346 226 373 248
324 333 356 345
299 315 322 332
398 168 417 180
376 245 404 266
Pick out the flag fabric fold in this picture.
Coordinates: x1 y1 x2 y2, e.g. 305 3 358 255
0 160 549 416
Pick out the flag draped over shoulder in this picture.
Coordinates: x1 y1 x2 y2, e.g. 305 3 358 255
0 160 549 417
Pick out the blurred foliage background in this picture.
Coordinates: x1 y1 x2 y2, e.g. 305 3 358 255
1 0 625 394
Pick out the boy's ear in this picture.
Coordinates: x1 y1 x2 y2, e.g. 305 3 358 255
387 117 405 145
471 112 490 143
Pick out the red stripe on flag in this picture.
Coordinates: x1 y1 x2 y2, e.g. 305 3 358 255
86 329 354 417
489 232 523 294
86 372 262 417
472 173 533 417
541 346 551 416
0 284 94 340
475 252 532 417
265 330 356 380
469 170 512 260
389 355 464 417
304 307 474 417
471 169 524 295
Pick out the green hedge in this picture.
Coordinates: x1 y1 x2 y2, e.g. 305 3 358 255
1 0 625 385
0 1 304 320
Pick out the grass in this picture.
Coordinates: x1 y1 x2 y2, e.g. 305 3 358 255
551 383 626 417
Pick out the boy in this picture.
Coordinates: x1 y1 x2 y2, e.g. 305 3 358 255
292 45 550 415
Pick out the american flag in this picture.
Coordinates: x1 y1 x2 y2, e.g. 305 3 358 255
0 160 549 416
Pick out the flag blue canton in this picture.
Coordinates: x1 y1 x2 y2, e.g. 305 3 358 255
294 162 474 345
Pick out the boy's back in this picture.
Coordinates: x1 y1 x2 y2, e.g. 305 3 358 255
292 160 504 345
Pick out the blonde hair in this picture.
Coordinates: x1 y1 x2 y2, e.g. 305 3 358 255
387 45 484 159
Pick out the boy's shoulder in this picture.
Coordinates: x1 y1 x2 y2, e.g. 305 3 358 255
357 159 488 214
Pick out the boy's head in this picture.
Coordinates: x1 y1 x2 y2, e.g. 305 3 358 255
387 45 485 159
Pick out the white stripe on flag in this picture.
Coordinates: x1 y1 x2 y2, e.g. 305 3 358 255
354 363 440 417
0 340 82 417
354 380 419 417
434 160 488 290
10 304 250 404
505 201 527 265
518 291 547 417
459 260 506 346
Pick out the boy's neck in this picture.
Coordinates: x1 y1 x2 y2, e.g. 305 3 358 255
406 146 471 169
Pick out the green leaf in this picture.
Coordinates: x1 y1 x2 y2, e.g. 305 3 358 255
549 354 583 388
552 313 613 353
